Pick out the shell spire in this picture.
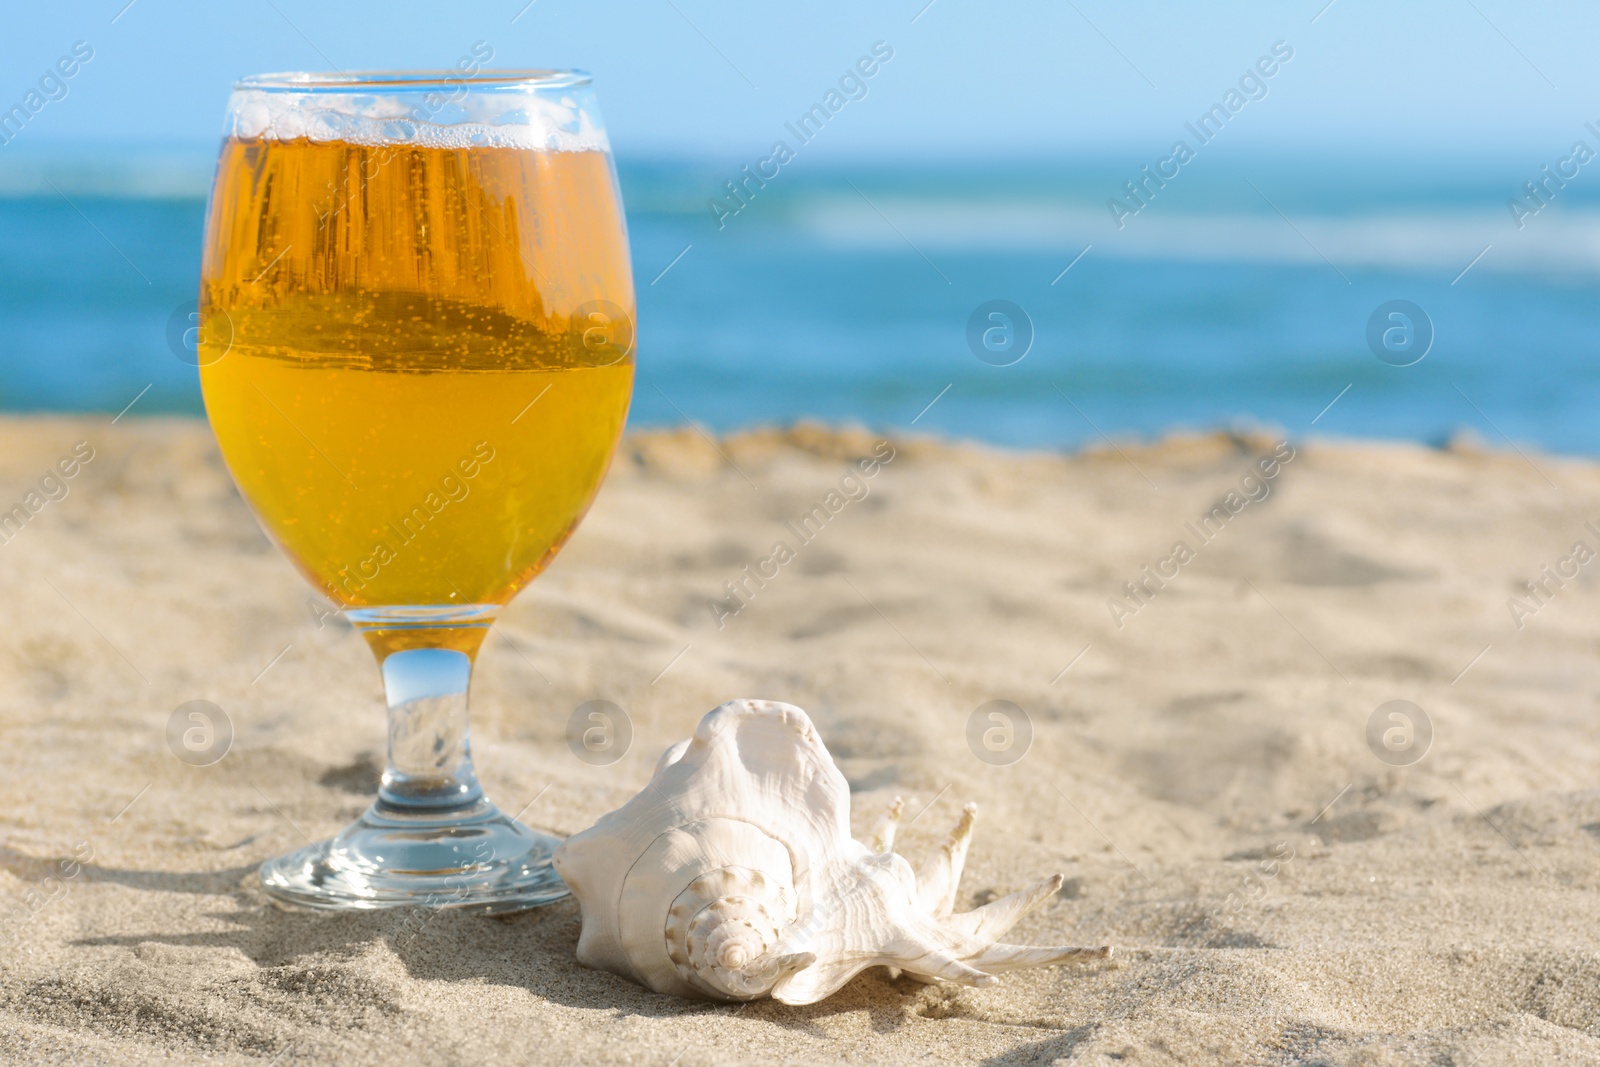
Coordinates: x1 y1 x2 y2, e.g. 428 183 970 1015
554 699 1111 1005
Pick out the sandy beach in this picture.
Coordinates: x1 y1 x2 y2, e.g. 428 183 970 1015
2 415 1599 1065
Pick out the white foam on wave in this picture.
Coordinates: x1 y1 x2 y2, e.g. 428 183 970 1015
793 196 1600 275
225 86 609 152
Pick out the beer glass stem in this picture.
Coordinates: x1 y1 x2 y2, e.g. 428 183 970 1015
257 600 567 912
377 647 485 811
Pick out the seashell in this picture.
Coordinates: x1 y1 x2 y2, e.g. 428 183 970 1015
554 698 1111 1004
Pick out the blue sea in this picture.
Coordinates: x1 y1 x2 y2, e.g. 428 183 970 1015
2 145 1597 454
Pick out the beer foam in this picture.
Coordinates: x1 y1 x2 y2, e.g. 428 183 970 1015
226 86 609 152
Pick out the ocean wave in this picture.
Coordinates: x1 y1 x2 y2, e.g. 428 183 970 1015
0 155 214 198
789 197 1600 274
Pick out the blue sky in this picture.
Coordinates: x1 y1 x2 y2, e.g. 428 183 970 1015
0 0 1594 161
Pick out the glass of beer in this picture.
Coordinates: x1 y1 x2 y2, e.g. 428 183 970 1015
197 71 635 911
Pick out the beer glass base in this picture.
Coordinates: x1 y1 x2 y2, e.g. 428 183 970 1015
258 797 569 913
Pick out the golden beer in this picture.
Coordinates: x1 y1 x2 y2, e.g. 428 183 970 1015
199 137 634 615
